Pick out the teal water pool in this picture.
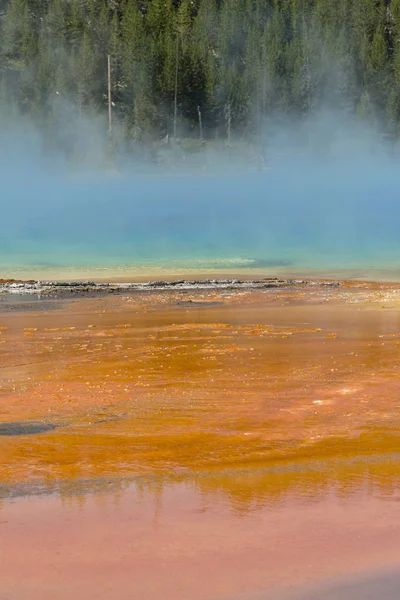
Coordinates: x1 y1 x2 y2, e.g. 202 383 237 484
1 166 400 281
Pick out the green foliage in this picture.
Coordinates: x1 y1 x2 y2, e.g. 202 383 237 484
0 0 399 144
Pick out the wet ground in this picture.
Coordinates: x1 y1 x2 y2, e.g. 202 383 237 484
1 280 400 598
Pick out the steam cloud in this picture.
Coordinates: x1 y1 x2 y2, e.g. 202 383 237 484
0 106 399 281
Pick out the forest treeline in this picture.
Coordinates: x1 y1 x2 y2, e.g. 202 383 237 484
0 0 400 153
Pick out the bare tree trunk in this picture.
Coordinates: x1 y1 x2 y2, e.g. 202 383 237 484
225 101 231 145
197 105 203 141
107 54 112 135
302 14 311 113
173 38 179 141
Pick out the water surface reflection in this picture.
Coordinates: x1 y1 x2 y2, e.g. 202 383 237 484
2 287 400 598
2 462 400 600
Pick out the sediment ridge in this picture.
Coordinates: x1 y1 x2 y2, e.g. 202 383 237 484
0 277 340 295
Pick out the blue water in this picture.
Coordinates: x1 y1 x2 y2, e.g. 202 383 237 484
1 163 400 280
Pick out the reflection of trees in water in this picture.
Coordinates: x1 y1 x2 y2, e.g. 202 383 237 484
0 477 131 506
192 455 400 516
1 448 400 517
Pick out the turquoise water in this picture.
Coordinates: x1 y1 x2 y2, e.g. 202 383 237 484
1 164 400 280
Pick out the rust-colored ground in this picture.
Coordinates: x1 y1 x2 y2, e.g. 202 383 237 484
2 281 400 599
1 280 400 487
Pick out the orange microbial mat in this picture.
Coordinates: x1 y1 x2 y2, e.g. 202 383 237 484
1 281 400 599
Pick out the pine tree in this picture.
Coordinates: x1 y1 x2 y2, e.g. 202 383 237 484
3 0 37 65
1 0 400 147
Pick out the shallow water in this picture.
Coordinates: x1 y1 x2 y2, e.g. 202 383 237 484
1 473 400 600
2 284 400 597
2 282 400 485
284 573 400 600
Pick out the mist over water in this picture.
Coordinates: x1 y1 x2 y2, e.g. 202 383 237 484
1 124 400 281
